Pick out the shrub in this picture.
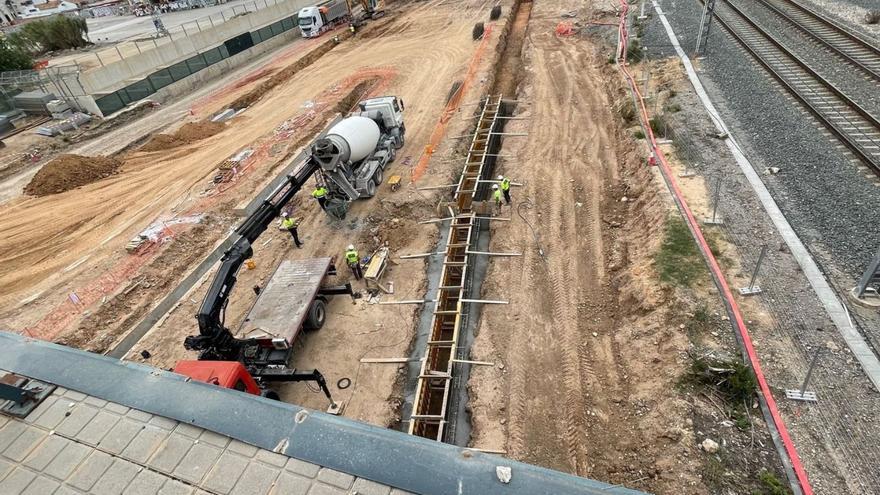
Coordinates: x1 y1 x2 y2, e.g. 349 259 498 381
8 15 90 55
0 39 34 71
865 10 880 24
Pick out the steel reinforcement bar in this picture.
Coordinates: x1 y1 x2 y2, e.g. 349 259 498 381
408 95 504 441
716 0 880 176
755 0 880 82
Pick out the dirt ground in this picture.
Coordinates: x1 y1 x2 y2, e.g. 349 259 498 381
124 0 514 427
466 0 787 493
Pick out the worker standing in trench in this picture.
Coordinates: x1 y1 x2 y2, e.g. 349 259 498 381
498 175 512 204
312 183 329 210
492 184 503 212
281 212 303 249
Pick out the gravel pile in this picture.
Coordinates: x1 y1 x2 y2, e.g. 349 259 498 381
640 0 880 282
730 0 880 118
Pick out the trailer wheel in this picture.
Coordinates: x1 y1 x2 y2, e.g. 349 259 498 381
364 179 377 198
304 299 326 330
490 5 502 20
260 389 281 400
373 167 384 185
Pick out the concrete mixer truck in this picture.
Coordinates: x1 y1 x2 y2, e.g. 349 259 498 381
309 95 405 219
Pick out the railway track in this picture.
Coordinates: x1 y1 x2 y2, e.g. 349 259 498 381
713 0 880 176
755 0 880 82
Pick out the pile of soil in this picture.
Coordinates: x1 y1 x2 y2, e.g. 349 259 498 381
24 154 123 197
139 121 226 151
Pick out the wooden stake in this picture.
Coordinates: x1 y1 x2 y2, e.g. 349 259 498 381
452 359 494 366
360 357 411 363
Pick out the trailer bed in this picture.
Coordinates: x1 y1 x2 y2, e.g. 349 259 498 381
238 257 332 345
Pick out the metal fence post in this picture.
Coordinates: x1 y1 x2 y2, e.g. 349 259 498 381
739 245 767 296
703 176 724 225
785 349 820 402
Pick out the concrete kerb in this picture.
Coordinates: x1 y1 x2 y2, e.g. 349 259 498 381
649 1 880 393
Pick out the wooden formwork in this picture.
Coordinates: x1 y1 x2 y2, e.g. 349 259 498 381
409 95 503 440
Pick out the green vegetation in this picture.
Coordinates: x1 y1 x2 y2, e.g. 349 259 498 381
0 39 34 71
633 129 645 139
7 16 90 55
667 103 682 113
754 470 790 495
626 39 643 63
688 356 758 404
655 216 704 287
649 114 668 137
617 97 636 124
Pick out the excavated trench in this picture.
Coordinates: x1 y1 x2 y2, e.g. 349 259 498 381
398 0 533 445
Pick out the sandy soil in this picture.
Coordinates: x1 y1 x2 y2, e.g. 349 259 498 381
466 0 786 493
125 0 513 427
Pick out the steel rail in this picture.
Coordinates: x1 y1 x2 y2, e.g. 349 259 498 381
714 0 880 176
754 0 880 82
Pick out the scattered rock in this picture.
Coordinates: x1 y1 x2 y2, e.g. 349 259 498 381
701 438 720 454
496 466 512 484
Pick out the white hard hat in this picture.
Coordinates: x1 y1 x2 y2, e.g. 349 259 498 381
282 212 289 217
347 244 355 251
497 175 504 180
492 184 499 189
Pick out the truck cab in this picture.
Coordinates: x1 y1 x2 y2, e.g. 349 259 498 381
298 6 324 37
356 96 406 146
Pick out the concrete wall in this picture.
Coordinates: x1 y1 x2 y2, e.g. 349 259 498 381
81 0 314 95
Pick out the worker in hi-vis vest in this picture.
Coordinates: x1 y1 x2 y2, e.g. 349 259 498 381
280 212 302 248
492 184 502 208
498 175 511 204
345 244 363 280
312 184 329 211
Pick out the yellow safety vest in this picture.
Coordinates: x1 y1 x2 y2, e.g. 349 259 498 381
493 189 502 202
281 218 297 229
345 249 359 264
312 187 328 198
501 177 510 191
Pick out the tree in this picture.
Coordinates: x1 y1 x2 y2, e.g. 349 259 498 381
0 39 34 71
8 15 90 55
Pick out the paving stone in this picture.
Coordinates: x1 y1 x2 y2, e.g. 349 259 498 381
173 423 203 439
21 474 59 495
227 440 258 458
75 410 120 446
270 472 311 495
3 425 47 462
55 404 100 437
126 469 167 495
0 421 27 452
43 441 90 480
101 419 143 455
126 409 153 423
53 484 81 495
122 426 168 464
198 430 229 449
255 449 288 467
158 479 194 495
202 452 249 494
316 468 353 489
148 416 178 431
22 395 58 425
0 415 8 429
63 390 87 402
351 478 392 495
23 435 70 471
104 403 130 416
173 442 221 484
0 457 13 479
148 434 194 474
230 461 281 495
90 459 141 495
83 397 108 408
0 467 36 493
32 398 72 430
67 450 113 491
308 483 347 495
285 458 320 478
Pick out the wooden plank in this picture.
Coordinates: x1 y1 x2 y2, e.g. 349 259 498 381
452 359 494 366
460 299 508 304
360 357 411 363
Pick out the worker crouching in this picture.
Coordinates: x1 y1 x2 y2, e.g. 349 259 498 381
346 244 363 280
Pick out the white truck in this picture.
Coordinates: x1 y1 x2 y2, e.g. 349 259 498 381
297 0 350 38
310 96 406 219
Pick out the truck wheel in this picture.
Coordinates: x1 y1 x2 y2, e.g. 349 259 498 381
260 389 280 400
473 22 484 40
374 167 384 185
362 179 377 198
305 299 326 330
388 146 397 163
394 133 405 150
490 5 502 20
